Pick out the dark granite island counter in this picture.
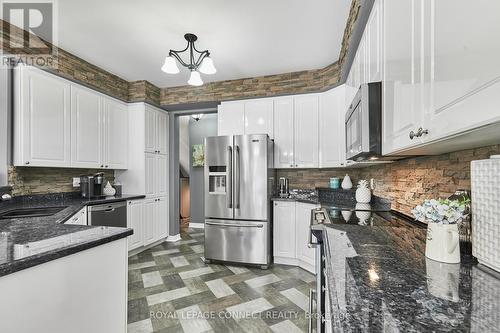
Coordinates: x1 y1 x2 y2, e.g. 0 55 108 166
0 193 145 333
314 216 500 332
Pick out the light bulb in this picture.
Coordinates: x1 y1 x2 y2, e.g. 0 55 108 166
161 56 180 74
199 56 216 75
188 70 203 86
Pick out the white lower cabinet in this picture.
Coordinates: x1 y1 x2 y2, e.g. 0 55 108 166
295 202 318 273
65 207 87 225
127 198 169 252
273 201 318 273
127 200 144 251
273 201 296 263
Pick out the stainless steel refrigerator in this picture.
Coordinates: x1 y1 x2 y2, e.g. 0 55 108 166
204 134 274 268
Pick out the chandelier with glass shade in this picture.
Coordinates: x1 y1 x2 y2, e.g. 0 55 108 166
161 33 216 86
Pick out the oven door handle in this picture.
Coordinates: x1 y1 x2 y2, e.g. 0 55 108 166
308 288 316 333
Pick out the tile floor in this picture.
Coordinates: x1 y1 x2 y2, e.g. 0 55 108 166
127 227 316 333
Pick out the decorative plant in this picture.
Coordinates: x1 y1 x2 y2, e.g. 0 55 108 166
412 198 470 224
358 180 369 189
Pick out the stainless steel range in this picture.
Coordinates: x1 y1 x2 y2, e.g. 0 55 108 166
204 134 274 268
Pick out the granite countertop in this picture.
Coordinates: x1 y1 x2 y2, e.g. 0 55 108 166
314 217 500 332
0 193 145 277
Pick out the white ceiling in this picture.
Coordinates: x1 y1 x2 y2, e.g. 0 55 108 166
55 0 352 87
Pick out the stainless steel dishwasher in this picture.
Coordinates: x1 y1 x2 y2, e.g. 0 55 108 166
87 201 127 228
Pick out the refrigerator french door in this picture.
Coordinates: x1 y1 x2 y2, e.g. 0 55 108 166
204 134 273 268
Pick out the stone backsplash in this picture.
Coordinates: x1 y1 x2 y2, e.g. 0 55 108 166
8 167 114 196
277 145 500 216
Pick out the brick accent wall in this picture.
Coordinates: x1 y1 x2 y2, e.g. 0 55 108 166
129 80 161 105
277 145 500 216
160 62 341 105
8 166 114 196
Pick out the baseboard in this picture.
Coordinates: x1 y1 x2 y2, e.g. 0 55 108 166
189 223 205 229
166 234 181 242
274 257 299 266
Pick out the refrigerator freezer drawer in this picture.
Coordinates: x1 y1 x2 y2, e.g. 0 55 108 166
204 219 270 266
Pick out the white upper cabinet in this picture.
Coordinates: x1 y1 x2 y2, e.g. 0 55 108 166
14 66 71 167
157 111 169 155
425 0 500 140
244 99 274 138
382 0 425 154
319 86 347 168
218 101 245 136
367 0 383 83
273 97 295 168
103 98 128 169
14 65 129 169
144 108 157 153
294 94 319 168
145 106 169 155
71 85 103 168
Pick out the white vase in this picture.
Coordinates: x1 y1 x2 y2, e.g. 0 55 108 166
355 187 372 203
425 223 460 263
341 174 352 190
103 181 116 197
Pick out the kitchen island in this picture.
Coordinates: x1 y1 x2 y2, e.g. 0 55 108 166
313 214 500 332
0 192 144 333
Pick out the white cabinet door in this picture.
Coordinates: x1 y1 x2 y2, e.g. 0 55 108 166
103 98 128 169
273 201 296 260
244 99 274 138
319 86 347 168
66 207 87 225
144 108 157 153
358 33 368 86
142 198 156 245
295 202 318 273
367 0 383 83
426 0 500 141
273 97 295 168
144 152 156 197
157 111 169 155
156 196 169 240
294 95 319 168
218 101 244 136
16 66 71 167
71 85 103 168
382 0 425 154
156 154 168 197
127 200 143 251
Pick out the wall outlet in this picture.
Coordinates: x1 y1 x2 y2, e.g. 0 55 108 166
73 177 81 187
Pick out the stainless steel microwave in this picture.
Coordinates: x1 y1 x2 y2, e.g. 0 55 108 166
345 82 382 161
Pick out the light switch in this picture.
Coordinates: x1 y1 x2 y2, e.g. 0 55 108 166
73 177 81 187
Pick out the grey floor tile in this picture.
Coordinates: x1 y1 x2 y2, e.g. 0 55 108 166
142 271 163 288
176 304 212 333
179 266 214 279
245 274 281 288
226 297 274 318
170 255 189 267
127 318 153 333
184 276 210 294
129 261 156 270
206 278 235 298
146 287 191 306
152 248 180 256
280 288 309 311
190 244 204 253
270 319 304 333
128 297 150 324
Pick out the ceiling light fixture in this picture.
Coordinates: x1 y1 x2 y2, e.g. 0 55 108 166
161 33 216 86
191 114 204 121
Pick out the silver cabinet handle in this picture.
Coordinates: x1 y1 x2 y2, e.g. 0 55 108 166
100 164 104 167
25 161 30 165
206 221 263 228
417 127 429 137
409 130 416 140
235 145 241 209
227 146 233 209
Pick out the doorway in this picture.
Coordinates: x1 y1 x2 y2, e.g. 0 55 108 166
169 109 217 236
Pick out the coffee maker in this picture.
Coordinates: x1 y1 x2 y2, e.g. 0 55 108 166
80 173 106 198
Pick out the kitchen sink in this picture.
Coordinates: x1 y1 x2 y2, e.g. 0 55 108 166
0 206 68 219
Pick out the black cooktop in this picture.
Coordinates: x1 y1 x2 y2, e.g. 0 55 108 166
313 204 425 229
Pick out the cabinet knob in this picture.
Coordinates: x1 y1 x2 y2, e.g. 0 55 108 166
417 127 429 137
295 164 298 167
100 164 104 168
25 161 30 165
105 165 109 168
409 130 416 140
